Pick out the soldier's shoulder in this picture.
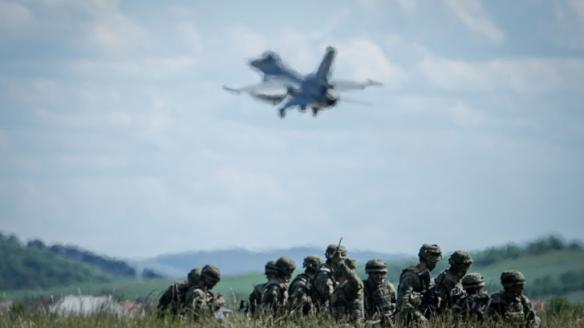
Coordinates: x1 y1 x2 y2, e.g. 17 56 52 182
400 266 421 281
489 291 505 303
520 294 532 305
290 274 309 287
384 280 397 291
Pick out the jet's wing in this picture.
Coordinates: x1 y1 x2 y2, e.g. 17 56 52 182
249 52 303 85
223 81 290 105
330 79 383 92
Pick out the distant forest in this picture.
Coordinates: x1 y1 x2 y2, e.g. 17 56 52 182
0 233 161 291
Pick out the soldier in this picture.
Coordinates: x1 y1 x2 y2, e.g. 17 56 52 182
313 243 348 309
452 272 490 322
157 267 200 317
363 259 397 326
248 260 278 315
261 256 296 315
487 271 541 328
330 258 365 324
184 264 223 320
396 243 442 324
431 250 473 314
288 255 323 315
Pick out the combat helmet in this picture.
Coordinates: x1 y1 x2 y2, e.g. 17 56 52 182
303 256 323 273
462 272 485 289
265 260 278 277
365 259 388 274
501 270 526 287
275 256 296 277
325 244 348 260
418 244 442 262
201 265 221 283
187 267 201 285
449 250 473 268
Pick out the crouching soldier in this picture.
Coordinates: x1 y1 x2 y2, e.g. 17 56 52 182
397 243 442 324
363 259 397 326
158 267 201 317
184 265 223 320
487 271 541 328
330 258 365 324
452 272 490 322
248 260 278 316
288 256 323 315
261 256 296 316
313 243 348 310
431 250 473 314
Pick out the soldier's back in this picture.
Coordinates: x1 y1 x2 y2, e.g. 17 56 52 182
313 266 334 306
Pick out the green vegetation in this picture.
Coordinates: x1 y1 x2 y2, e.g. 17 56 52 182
1 300 584 328
0 233 113 291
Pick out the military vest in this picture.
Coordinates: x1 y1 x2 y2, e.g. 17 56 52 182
363 278 396 319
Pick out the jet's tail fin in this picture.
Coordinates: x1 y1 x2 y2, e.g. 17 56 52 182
316 46 336 81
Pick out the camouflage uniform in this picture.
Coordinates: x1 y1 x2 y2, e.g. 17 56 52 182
363 259 397 326
330 258 364 324
248 260 277 315
452 272 490 322
313 244 347 309
431 251 473 314
288 256 323 315
184 265 223 320
488 271 541 328
397 244 442 324
261 256 296 316
157 268 200 317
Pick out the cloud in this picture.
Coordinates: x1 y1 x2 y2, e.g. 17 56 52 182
335 39 405 84
0 1 32 29
419 55 584 93
443 0 505 45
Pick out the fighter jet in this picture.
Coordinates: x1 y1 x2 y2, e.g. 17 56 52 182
223 46 382 118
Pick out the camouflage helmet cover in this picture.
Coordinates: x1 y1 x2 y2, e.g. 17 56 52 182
265 260 278 275
201 265 221 281
325 244 348 259
365 258 388 273
418 244 442 262
501 270 526 287
187 267 201 284
448 250 473 266
303 256 323 271
462 272 485 289
275 256 296 275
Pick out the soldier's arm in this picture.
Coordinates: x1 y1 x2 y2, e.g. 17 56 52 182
314 272 334 299
261 284 280 307
157 286 174 315
522 296 541 328
189 288 209 318
397 272 427 321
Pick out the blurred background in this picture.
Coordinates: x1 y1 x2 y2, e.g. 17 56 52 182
0 0 583 305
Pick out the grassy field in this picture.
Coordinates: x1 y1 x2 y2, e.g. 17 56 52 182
1 302 584 328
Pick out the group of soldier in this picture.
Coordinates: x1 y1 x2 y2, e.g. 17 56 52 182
158 242 541 327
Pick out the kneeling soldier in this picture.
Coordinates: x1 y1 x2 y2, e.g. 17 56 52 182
288 255 323 315
331 258 365 324
487 271 541 328
363 259 397 326
452 272 490 322
184 265 223 320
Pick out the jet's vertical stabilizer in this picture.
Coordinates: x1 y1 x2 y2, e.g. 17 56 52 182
316 46 336 82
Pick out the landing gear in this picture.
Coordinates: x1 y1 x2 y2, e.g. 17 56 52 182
312 107 319 117
279 108 286 118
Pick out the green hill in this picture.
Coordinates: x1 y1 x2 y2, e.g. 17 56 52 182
3 236 584 304
0 233 113 291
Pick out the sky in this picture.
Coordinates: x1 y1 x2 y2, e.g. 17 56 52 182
1 0 583 259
